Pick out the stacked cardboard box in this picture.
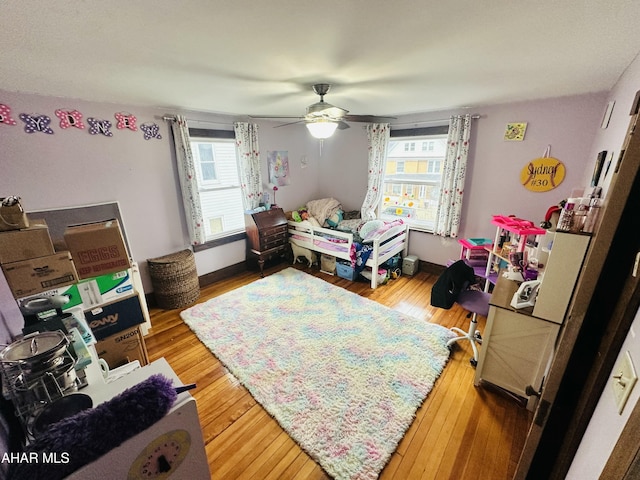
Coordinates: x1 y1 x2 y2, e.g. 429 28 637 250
0 220 79 297
0 218 148 370
61 220 148 368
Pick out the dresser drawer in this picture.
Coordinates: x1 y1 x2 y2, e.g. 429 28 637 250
260 231 287 250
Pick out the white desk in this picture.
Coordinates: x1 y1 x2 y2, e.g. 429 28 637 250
67 358 210 479
474 277 560 411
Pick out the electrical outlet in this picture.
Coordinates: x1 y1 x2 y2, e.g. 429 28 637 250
612 351 638 415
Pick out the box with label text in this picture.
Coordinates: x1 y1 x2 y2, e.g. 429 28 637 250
63 219 131 279
95 325 149 369
1 251 79 297
83 294 145 341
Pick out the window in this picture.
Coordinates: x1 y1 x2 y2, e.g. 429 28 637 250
189 129 245 243
380 127 449 231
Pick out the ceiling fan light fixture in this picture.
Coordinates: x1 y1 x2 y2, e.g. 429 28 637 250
306 119 338 139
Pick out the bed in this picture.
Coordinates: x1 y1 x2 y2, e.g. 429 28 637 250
287 198 409 288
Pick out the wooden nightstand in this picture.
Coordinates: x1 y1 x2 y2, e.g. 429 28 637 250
244 208 288 276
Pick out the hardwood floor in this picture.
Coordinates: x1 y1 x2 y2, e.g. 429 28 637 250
144 263 532 479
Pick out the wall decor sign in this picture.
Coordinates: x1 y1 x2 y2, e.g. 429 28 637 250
55 109 85 129
115 112 138 131
520 157 565 192
591 150 607 187
140 123 162 140
504 122 527 141
19 113 54 134
0 104 17 126
601 101 615 129
87 117 113 137
267 150 290 186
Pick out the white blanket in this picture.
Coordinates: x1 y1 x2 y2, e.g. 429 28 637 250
306 197 342 226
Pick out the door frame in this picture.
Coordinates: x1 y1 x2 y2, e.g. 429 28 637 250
515 103 640 478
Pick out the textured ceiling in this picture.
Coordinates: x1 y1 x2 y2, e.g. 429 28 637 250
2 0 640 118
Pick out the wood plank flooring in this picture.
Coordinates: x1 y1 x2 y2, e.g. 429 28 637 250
144 264 532 479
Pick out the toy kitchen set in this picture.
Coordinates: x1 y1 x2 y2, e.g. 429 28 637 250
460 207 594 410
0 200 210 479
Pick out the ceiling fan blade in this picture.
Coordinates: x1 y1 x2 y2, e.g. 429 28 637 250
342 114 397 123
249 115 304 119
306 102 348 119
337 121 350 130
273 119 306 128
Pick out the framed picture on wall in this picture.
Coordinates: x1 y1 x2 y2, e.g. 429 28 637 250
591 150 607 187
267 150 290 186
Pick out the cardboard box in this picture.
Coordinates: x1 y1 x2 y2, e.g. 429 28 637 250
63 219 131 279
95 325 149 369
18 269 135 312
2 251 79 297
84 294 145 341
0 220 55 264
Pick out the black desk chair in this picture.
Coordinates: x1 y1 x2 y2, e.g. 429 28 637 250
431 260 491 366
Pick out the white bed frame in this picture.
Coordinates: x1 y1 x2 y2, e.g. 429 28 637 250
287 220 409 288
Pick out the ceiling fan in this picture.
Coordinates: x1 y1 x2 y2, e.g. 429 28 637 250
251 84 395 139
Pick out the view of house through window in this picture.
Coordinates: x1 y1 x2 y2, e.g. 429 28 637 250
379 132 448 231
189 135 245 241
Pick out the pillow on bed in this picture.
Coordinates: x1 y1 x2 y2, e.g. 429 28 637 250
359 220 384 241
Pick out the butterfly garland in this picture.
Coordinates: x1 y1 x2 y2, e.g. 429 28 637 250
0 104 17 126
115 112 138 131
87 117 113 137
19 113 55 134
4 103 164 142
140 122 162 140
55 109 85 129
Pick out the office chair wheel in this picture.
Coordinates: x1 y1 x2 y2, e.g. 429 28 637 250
470 358 478 367
474 331 483 344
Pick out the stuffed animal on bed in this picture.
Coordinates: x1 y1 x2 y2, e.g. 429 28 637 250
290 242 317 267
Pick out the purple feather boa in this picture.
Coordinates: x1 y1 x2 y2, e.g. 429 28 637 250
8 374 177 480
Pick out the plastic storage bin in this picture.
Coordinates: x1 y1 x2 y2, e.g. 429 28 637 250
336 261 357 281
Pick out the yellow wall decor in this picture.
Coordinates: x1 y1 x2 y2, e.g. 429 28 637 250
504 122 527 141
520 157 566 191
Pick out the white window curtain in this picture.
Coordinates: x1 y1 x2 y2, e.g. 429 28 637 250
170 115 206 245
434 114 472 238
233 122 263 210
360 123 390 220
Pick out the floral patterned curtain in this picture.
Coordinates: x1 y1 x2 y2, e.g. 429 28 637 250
434 114 472 238
360 123 390 220
170 115 206 245
234 122 263 210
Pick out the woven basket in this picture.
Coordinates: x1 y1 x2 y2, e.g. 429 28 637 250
147 249 200 309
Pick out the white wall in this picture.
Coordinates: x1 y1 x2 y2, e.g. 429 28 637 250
567 50 640 479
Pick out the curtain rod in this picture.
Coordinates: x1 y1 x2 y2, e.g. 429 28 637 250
391 114 481 127
162 115 234 128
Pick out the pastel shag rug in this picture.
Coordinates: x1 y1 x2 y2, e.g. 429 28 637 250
180 268 454 479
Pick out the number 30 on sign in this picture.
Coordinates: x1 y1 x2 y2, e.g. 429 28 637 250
520 157 566 192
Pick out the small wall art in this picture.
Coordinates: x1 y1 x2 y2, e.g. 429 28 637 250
87 117 113 137
267 150 290 186
115 112 138 131
55 109 85 129
520 156 566 192
140 123 162 140
0 104 17 126
19 113 54 134
504 122 527 141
